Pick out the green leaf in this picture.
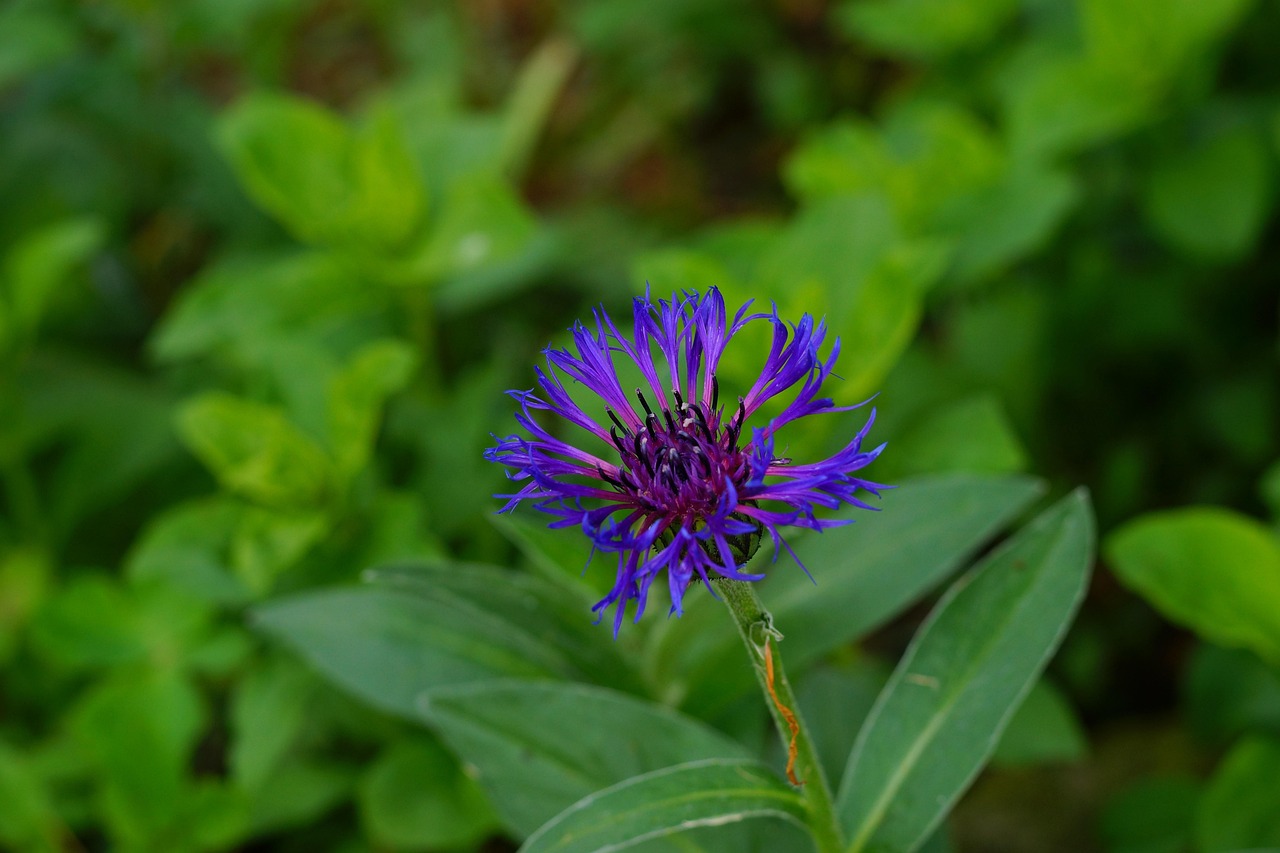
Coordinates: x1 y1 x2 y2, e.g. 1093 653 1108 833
126 499 249 605
1080 0 1253 83
229 506 327 596
750 195 938 404
1260 460 1280 522
178 393 331 508
30 574 212 671
650 474 1045 720
519 759 808 853
399 175 537 284
1001 51 1153 159
1106 507 1280 665
326 339 418 482
991 679 1087 767
834 0 1019 59
30 574 145 668
887 394 1029 479
252 586 555 719
1185 644 1280 743
629 249 739 298
933 165 1078 286
1 217 103 342
0 740 60 853
359 736 499 849
1141 129 1273 260
838 490 1094 853
0 547 49 664
247 761 353 836
216 93 425 250
755 195 901 320
0 6 76 88
20 354 183 531
1196 736 1280 851
793 660 893 785
499 37 578 180
1100 776 1201 853
490 511 609 597
421 680 749 838
836 240 948 404
230 655 317 793
151 251 382 365
370 563 647 695
70 671 206 845
783 105 1003 231
253 563 644 719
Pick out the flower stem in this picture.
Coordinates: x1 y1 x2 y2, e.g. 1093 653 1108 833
714 578 844 853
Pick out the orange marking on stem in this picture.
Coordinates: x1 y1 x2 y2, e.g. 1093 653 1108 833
763 638 803 786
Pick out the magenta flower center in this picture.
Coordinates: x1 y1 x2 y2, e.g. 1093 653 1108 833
603 382 747 526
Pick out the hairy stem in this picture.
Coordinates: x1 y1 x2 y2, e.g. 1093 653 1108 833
714 578 844 853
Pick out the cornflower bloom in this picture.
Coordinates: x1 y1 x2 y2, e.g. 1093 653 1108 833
487 288 885 633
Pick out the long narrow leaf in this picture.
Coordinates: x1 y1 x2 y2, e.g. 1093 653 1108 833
520 759 809 853
420 681 748 838
838 490 1094 852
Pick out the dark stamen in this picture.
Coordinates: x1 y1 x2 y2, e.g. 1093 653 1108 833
633 434 654 476
597 465 622 488
711 377 720 411
606 407 629 434
672 388 684 410
645 413 659 437
692 405 714 440
610 426 628 453
662 407 677 433
635 389 654 417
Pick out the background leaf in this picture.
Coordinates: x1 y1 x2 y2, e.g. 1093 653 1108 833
1106 508 1280 665
1196 736 1280 851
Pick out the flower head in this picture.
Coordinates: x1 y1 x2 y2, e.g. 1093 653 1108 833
486 287 885 633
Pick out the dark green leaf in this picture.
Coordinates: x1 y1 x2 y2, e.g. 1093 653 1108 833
216 93 425 250
370 563 647 695
254 562 645 718
1142 129 1272 260
519 759 808 853
252 586 559 719
886 395 1029 479
70 672 206 843
1196 736 1280 851
421 680 749 838
0 740 61 853
991 679 1087 767
126 500 247 605
325 339 417 482
834 0 1019 58
1185 644 1280 744
230 656 317 793
838 490 1094 852
359 736 500 849
1101 776 1201 853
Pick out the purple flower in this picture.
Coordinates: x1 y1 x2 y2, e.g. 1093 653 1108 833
486 288 885 633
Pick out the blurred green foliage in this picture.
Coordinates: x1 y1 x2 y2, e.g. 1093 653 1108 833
0 0 1277 850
